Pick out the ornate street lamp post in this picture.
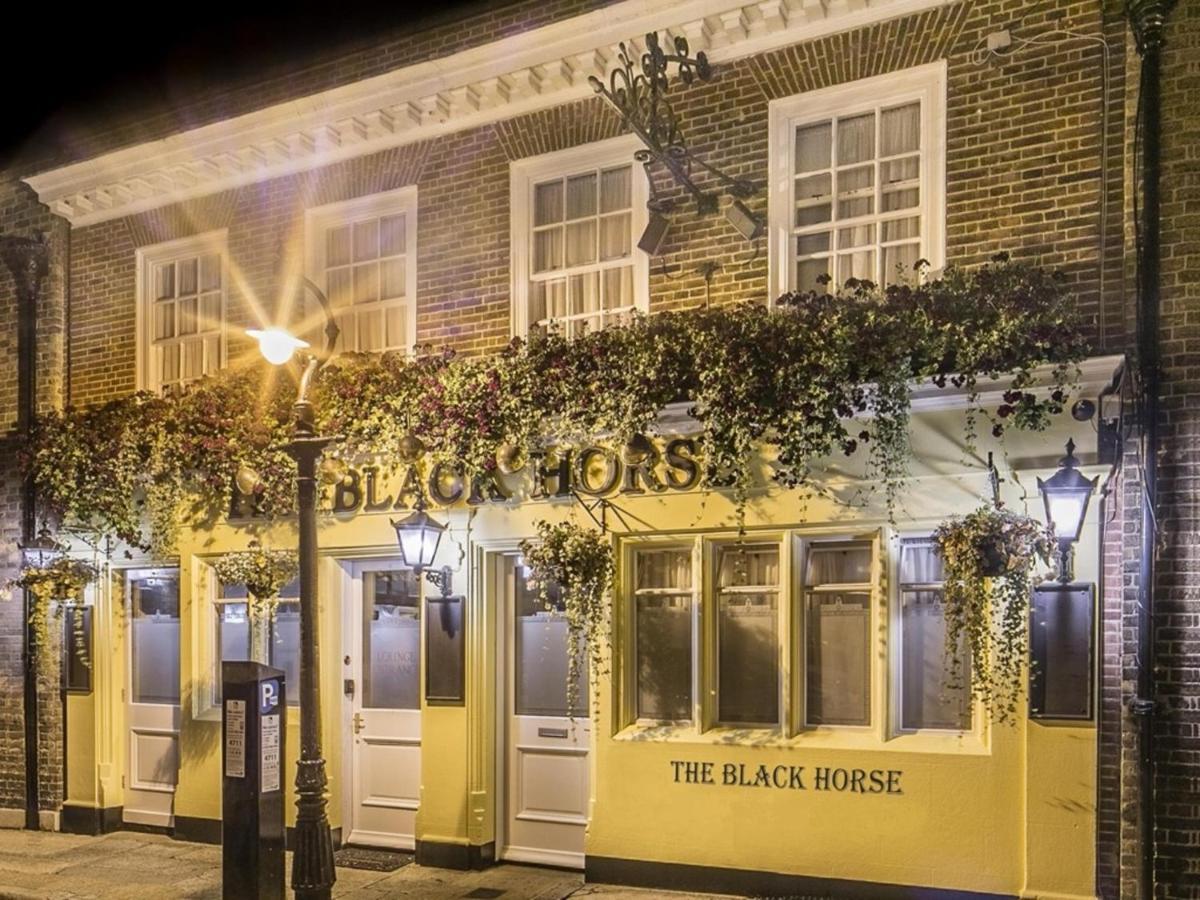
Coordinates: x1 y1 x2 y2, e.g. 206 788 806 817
248 277 340 900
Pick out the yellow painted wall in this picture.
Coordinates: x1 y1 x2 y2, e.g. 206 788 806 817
61 400 1101 898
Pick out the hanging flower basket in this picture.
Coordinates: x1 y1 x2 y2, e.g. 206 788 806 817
6 557 99 672
932 505 1055 723
519 520 615 719
212 541 299 624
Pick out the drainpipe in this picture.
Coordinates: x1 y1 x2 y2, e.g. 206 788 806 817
1125 2 1174 898
1 233 50 831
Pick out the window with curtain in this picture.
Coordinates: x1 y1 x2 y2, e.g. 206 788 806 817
791 100 923 290
632 547 694 722
803 542 872 727
307 188 417 355
139 236 225 393
212 577 300 706
715 543 780 727
528 164 637 338
898 539 971 731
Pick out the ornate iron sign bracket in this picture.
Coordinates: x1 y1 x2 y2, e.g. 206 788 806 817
589 32 757 214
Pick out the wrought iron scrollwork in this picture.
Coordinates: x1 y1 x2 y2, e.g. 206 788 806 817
589 32 756 214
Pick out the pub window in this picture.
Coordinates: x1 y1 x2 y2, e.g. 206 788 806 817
715 542 781 727
897 539 971 731
137 232 227 393
129 570 181 706
802 541 872 727
306 187 418 355
510 137 649 338
632 546 695 722
768 62 946 297
212 577 300 706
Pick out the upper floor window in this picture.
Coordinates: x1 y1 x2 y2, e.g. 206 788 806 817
306 187 417 354
511 136 649 338
768 61 946 297
137 232 227 393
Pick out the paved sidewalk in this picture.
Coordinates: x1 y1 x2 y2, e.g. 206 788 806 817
0 831 729 900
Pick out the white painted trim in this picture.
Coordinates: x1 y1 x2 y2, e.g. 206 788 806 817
509 135 648 338
345 828 416 851
24 0 954 227
768 60 947 299
304 186 419 354
499 845 585 869
134 229 229 393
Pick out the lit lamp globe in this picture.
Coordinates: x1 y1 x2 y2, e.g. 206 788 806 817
20 526 64 569
390 503 446 574
1036 438 1098 582
247 327 310 365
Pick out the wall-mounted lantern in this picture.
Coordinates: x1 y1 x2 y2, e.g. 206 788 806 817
1036 439 1098 583
19 525 64 569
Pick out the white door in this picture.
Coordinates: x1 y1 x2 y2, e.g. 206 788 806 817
124 569 181 827
345 561 422 849
498 553 590 868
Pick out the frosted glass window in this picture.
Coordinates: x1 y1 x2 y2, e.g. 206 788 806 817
323 208 411 354
897 540 971 730
792 99 924 289
529 163 635 336
803 542 872 727
715 544 780 726
515 565 587 717
633 548 694 722
269 590 301 707
146 249 223 393
130 573 180 705
363 570 420 710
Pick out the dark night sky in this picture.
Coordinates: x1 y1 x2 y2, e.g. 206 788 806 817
0 2 504 164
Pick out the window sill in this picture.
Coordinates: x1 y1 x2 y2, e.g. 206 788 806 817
613 722 989 755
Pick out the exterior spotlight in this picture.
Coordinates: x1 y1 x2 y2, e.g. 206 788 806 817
318 457 349 486
390 497 447 574
638 210 672 256
1037 438 1098 583
623 433 653 465
19 525 64 569
235 465 262 496
725 199 764 242
247 327 310 365
398 434 426 464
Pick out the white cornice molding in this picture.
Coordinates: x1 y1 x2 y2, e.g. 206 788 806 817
25 0 954 227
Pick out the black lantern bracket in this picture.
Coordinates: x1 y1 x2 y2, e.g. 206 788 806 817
588 32 758 215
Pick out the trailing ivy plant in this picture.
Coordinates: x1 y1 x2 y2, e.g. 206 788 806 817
6 557 98 672
519 520 616 719
932 505 1056 722
26 255 1087 557
212 541 299 626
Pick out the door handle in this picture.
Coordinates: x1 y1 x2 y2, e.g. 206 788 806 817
353 712 365 734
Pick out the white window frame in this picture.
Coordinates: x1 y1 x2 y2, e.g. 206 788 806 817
305 186 419 355
135 230 229 393
767 61 947 300
509 135 650 338
889 532 975 736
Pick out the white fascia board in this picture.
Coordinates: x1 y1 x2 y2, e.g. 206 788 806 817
25 0 954 227
652 355 1125 433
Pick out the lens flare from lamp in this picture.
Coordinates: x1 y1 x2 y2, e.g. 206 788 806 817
247 327 309 365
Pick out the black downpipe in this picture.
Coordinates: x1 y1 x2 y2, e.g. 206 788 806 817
1126 2 1173 898
1 234 49 831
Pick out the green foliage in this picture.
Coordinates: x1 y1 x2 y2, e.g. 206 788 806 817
5 557 98 672
933 505 1056 722
212 541 299 623
26 256 1087 557
519 520 616 718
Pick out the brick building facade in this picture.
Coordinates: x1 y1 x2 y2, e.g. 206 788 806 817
0 0 1194 897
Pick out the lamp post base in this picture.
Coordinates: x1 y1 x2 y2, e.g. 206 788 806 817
291 760 336 899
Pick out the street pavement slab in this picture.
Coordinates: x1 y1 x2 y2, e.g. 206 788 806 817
0 831 732 900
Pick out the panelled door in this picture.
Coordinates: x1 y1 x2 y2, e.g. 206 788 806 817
345 561 422 849
498 553 589 868
124 569 181 827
